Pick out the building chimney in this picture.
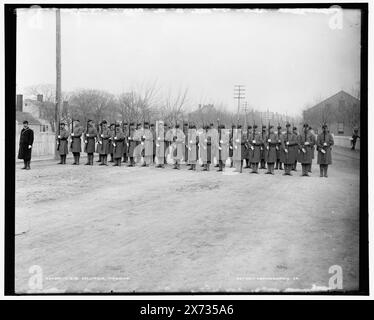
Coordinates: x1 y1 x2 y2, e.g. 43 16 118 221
37 94 43 102
16 94 23 112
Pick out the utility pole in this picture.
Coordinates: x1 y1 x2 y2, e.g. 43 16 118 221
242 101 248 129
55 8 62 159
234 85 245 124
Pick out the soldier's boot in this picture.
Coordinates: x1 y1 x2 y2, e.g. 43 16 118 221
90 155 94 165
275 161 278 170
22 160 27 169
76 155 80 165
308 164 312 173
72 154 77 165
85 156 90 165
109 154 113 162
266 163 272 174
64 155 67 164
217 160 223 172
239 161 243 173
58 156 63 164
319 165 324 177
271 163 275 174
324 165 328 178
279 162 283 170
230 159 233 168
26 161 31 170
96 155 101 162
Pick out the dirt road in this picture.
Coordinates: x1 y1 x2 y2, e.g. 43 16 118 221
15 147 360 293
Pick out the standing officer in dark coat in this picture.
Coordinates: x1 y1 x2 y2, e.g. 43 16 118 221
70 119 84 165
57 122 69 164
18 120 34 170
317 124 334 177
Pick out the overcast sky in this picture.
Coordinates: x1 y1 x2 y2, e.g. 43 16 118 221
16 8 361 116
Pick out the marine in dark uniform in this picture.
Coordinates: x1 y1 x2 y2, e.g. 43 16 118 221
317 124 334 177
297 123 314 177
70 119 84 165
84 119 97 165
18 120 34 170
108 123 116 162
112 124 125 166
250 124 262 174
57 122 69 165
275 125 283 170
127 122 136 167
260 125 267 169
291 126 299 171
150 123 157 164
264 125 277 174
122 122 129 163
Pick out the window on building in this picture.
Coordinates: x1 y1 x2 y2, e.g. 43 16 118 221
337 123 344 135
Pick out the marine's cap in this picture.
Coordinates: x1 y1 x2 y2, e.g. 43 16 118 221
115 123 120 127
144 122 149 126
123 122 128 126
237 124 242 129
269 125 274 129
110 123 115 127
262 125 266 129
23 120 28 124
101 120 107 125
277 125 282 129
286 123 291 127
247 125 252 129
253 124 258 129
293 126 297 131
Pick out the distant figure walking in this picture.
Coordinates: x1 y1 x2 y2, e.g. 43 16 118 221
351 128 360 150
18 120 34 170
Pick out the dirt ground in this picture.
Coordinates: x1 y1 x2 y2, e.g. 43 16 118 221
15 147 360 293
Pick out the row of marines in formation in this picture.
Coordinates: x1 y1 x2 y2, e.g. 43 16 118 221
55 119 334 177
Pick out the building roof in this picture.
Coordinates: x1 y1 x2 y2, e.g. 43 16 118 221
16 111 41 125
307 90 360 112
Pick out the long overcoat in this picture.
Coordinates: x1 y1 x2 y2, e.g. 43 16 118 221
264 132 278 163
317 132 334 165
84 126 97 154
70 125 84 153
18 127 34 160
57 128 69 155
